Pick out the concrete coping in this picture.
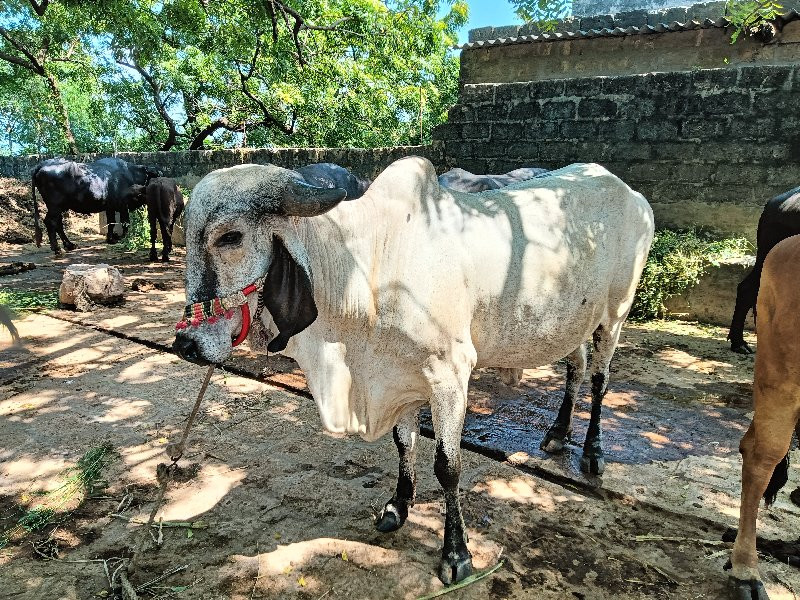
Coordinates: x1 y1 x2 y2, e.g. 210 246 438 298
467 0 800 42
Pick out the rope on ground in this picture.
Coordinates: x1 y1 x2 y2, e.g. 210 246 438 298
111 364 215 600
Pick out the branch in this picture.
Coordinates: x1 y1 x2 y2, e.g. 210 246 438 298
27 0 49 16
234 34 295 137
188 115 294 150
117 57 179 151
260 1 355 65
0 26 44 74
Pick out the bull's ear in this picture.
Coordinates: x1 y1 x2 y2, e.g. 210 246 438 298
281 179 346 217
263 235 318 352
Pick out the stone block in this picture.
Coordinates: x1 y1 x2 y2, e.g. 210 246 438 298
540 100 577 120
577 98 618 118
664 256 755 328
59 264 125 311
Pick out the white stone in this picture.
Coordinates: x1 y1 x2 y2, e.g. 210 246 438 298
59 264 125 311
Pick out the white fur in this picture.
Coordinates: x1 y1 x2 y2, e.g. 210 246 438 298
181 157 654 442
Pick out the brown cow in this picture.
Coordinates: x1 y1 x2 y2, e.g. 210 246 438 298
728 234 800 600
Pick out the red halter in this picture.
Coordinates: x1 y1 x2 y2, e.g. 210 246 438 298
175 277 265 347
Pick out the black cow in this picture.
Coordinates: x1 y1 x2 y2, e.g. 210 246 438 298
32 157 160 255
728 185 800 354
438 166 549 192
125 177 185 262
295 162 371 200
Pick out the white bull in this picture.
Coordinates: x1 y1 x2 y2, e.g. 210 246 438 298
174 156 654 585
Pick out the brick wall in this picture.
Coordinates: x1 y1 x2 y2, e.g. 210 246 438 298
433 64 800 240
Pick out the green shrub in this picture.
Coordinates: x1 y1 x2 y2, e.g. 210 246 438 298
629 229 751 321
117 207 150 251
0 290 59 313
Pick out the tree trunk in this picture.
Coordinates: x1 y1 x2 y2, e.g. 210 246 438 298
44 70 79 155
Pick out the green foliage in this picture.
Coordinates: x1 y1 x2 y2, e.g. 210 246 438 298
508 0 571 31
725 0 783 43
117 207 150 251
0 0 466 153
0 289 59 313
630 229 751 321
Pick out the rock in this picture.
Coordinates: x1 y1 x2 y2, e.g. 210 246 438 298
0 262 35 276
59 264 125 311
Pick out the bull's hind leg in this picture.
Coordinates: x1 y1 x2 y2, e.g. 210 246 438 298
376 409 419 533
148 214 159 262
56 214 76 251
728 415 796 600
541 344 587 453
581 321 624 475
43 212 61 255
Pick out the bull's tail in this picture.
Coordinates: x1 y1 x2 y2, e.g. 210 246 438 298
763 452 789 506
0 304 20 345
31 170 42 247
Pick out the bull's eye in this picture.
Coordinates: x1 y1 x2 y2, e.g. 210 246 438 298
215 231 243 247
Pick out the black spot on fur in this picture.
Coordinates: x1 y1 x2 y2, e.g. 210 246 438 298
764 453 789 506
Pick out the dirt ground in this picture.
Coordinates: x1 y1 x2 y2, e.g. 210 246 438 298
1 233 799 599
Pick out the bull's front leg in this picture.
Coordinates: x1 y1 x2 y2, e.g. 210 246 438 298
376 409 418 532
430 377 472 585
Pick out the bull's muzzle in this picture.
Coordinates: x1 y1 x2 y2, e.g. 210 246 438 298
173 333 209 365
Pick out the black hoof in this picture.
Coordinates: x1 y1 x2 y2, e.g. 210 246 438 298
149 250 159 262
730 341 754 355
727 576 770 600
580 444 605 475
375 501 407 533
64 242 77 251
789 487 800 508
161 255 170 262
438 549 473 585
540 424 571 453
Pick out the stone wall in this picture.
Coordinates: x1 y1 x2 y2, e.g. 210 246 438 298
0 145 442 190
461 21 800 85
434 63 800 241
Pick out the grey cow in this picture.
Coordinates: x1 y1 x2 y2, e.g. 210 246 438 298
438 166 548 192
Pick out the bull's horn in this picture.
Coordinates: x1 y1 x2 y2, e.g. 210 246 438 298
281 179 347 217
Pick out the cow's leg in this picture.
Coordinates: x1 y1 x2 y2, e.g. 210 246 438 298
159 219 171 261
728 414 796 600
43 212 61 255
728 266 761 354
105 210 116 243
792 422 800 508
119 207 130 240
56 213 76 251
581 321 624 475
376 409 419 533
430 370 472 585
148 213 158 262
541 343 588 453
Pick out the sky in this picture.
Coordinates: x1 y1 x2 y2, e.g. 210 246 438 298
449 1 523 44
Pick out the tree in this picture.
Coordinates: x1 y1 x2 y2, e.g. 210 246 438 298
0 0 468 154
0 0 99 153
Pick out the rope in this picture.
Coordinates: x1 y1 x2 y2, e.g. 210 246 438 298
112 364 215 599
